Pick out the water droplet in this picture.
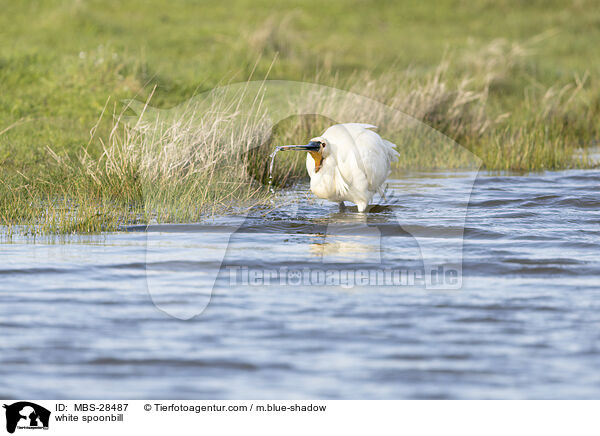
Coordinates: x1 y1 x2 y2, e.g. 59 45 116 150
268 146 283 195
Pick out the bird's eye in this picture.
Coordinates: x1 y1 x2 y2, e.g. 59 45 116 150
321 142 326 148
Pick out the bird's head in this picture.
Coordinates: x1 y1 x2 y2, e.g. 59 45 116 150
278 136 327 172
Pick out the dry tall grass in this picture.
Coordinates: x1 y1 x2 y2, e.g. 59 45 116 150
2 37 597 235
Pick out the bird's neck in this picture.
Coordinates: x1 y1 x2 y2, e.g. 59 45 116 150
308 151 324 173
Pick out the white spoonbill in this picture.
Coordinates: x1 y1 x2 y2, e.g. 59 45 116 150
277 123 399 212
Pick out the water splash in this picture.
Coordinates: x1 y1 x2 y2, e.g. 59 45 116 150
268 146 284 194
269 145 306 194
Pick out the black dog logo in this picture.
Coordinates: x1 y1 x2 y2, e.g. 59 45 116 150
3 402 50 434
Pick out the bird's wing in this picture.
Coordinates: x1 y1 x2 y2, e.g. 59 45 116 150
333 164 350 196
340 123 377 131
345 127 398 193
323 123 398 197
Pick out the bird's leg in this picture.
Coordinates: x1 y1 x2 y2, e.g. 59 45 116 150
380 184 389 202
338 201 346 212
357 202 369 213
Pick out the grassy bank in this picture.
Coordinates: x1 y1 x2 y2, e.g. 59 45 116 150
1 0 599 234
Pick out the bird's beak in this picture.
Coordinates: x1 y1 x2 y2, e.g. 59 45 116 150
278 141 321 152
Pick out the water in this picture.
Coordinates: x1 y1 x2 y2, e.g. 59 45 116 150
268 147 281 193
1 170 600 399
268 145 298 193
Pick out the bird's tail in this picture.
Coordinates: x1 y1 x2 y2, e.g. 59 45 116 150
383 139 400 163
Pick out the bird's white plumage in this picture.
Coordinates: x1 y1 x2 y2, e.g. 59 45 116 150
306 123 399 212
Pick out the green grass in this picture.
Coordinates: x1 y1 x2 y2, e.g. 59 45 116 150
1 0 599 234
